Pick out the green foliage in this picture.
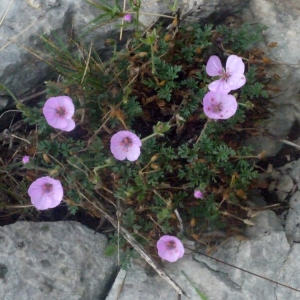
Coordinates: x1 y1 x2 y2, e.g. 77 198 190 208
122 208 136 227
241 67 269 98
215 23 268 52
195 24 213 47
213 144 236 162
1 8 272 265
143 57 182 101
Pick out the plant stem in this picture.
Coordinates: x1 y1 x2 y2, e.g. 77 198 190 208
141 132 158 143
93 163 114 174
195 119 211 144
150 45 156 74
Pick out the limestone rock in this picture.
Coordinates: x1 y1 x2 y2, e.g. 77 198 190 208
106 263 181 300
285 206 300 243
246 210 284 237
275 243 300 299
289 191 300 208
0 221 117 300
0 0 247 109
107 211 300 300
243 0 300 156
278 159 300 182
275 174 294 193
285 191 300 242
0 0 117 100
275 190 289 202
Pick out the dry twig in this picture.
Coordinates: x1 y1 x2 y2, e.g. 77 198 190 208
82 195 189 298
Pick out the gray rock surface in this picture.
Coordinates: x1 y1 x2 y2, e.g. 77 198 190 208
0 0 248 106
263 159 299 203
276 174 294 193
278 159 300 184
0 0 299 156
107 210 300 300
286 188 300 243
2 0 300 299
0 0 118 100
0 221 117 300
243 0 300 156
261 159 300 245
285 204 300 243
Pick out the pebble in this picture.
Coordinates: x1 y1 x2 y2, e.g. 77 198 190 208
275 174 294 193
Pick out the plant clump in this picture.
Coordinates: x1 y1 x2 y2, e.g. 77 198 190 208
0 8 274 260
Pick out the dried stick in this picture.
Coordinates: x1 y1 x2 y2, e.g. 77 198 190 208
174 209 184 235
278 139 300 150
0 0 14 27
83 196 189 298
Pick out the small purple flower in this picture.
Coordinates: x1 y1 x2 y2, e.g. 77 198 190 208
22 156 30 164
110 130 142 161
194 190 203 199
28 176 63 210
157 235 184 262
203 91 237 120
124 14 132 22
43 96 75 132
206 55 246 94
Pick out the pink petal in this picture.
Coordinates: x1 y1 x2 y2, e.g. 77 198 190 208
111 131 126 145
47 196 61 209
194 190 203 198
226 55 245 75
44 96 60 108
219 94 238 119
131 135 142 147
46 96 73 113
126 144 141 161
62 119 76 132
28 177 63 210
52 180 64 202
203 92 237 120
110 131 142 161
43 96 75 131
49 116 69 130
28 184 44 202
43 104 57 121
110 137 121 148
22 156 30 164
208 79 231 94
156 235 184 262
110 145 128 160
124 14 132 22
206 56 223 77
31 194 53 210
159 249 181 262
227 74 246 90
57 96 75 117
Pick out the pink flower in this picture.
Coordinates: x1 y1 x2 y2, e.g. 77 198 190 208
22 156 30 164
43 96 75 132
206 55 246 94
124 14 132 22
203 91 237 120
157 235 184 262
194 190 203 199
110 130 142 161
28 176 63 210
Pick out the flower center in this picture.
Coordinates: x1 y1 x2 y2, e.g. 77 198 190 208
212 103 222 113
221 69 230 81
120 137 133 151
166 240 176 250
55 106 66 117
42 183 53 193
